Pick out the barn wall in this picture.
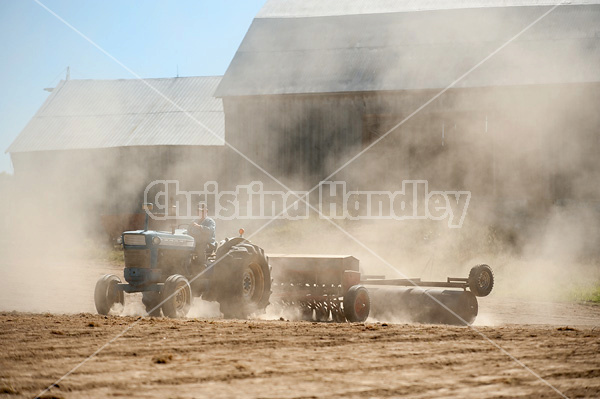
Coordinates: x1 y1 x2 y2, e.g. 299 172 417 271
222 82 600 208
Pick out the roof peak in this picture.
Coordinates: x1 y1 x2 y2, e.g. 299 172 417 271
8 76 225 153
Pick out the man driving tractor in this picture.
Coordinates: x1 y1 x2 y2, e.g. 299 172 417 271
187 203 216 264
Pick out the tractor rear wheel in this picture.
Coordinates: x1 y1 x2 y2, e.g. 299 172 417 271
343 285 370 322
94 274 124 315
161 274 192 318
468 264 494 297
217 243 271 319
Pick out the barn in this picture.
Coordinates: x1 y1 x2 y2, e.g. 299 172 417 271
216 0 600 212
7 76 226 223
7 0 600 233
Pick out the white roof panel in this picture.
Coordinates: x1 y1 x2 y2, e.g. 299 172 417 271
217 5 600 96
8 76 224 153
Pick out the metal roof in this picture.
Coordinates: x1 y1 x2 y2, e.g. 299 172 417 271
257 0 600 18
7 76 224 153
216 5 600 97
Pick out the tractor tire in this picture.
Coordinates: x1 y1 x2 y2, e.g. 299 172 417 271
216 243 271 319
468 264 494 297
161 274 192 318
343 285 370 322
142 292 162 317
94 274 124 315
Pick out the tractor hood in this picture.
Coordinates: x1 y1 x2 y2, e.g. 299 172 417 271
122 230 195 248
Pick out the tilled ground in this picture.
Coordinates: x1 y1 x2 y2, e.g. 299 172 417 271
0 312 599 399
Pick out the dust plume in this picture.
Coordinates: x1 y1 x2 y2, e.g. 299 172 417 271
2 4 599 324
231 4 600 314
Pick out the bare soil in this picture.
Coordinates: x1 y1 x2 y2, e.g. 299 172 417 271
0 312 599 399
1 246 599 398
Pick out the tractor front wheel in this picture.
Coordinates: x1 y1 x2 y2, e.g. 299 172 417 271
94 274 124 315
161 274 192 318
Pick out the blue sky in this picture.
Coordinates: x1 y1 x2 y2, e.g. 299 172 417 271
0 0 265 173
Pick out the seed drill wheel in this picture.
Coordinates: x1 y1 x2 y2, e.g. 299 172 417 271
468 264 494 297
142 292 162 317
94 274 124 315
343 285 370 322
218 243 272 319
161 274 192 318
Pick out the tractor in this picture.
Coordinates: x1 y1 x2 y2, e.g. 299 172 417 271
95 204 495 325
94 203 271 318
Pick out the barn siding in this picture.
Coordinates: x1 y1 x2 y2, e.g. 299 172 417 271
222 82 600 207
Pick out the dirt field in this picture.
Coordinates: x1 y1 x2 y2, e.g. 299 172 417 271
1 312 599 399
1 244 599 398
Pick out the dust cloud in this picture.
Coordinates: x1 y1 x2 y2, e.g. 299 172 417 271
244 5 600 313
1 4 599 323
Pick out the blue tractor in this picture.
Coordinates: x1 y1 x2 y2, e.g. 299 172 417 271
94 204 271 318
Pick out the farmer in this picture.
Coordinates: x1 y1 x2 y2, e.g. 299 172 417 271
187 203 216 264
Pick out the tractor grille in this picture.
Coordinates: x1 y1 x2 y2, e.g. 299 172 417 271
123 234 146 246
124 249 151 268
